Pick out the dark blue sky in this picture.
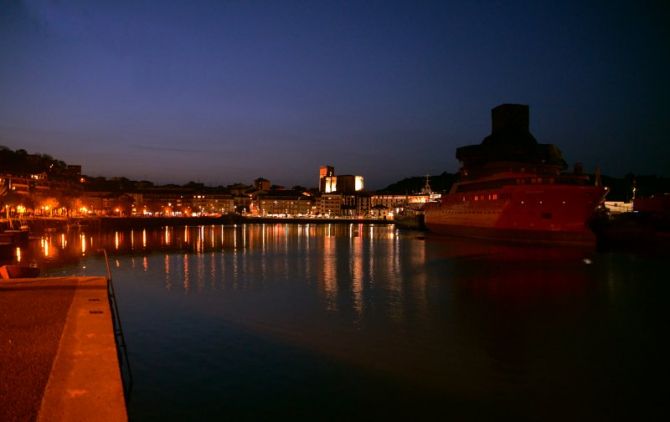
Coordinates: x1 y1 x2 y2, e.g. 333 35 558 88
1 0 668 188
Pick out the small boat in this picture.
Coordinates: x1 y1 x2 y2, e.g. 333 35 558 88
394 205 427 230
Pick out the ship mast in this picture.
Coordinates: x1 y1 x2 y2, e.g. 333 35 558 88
422 175 432 194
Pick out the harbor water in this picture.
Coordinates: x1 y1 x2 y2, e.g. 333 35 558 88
19 223 667 420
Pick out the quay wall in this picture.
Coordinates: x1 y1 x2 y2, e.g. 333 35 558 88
3 216 391 233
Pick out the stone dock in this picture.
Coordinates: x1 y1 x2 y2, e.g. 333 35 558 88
0 276 127 422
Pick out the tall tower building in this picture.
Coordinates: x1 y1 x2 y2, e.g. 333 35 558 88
319 165 335 192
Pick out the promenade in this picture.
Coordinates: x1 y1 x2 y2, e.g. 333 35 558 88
0 276 126 422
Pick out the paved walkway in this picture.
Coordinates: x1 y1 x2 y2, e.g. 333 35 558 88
0 277 127 422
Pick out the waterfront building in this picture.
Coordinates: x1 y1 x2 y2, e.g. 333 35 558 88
0 172 83 216
131 187 191 216
341 193 371 217
2 174 59 198
255 190 315 216
128 188 237 217
79 191 134 216
191 193 236 215
318 193 343 216
3 175 31 197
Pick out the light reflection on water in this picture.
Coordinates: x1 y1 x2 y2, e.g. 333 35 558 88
12 223 668 419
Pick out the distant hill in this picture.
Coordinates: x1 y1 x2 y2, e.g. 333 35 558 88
378 172 458 194
0 146 67 176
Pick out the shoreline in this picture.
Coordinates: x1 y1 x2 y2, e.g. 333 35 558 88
2 215 393 233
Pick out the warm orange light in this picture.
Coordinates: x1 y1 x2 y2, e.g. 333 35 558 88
41 238 50 257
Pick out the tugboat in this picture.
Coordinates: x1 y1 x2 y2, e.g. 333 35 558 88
425 104 606 244
394 204 427 230
394 176 439 230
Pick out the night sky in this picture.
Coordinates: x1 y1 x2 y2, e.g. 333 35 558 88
1 1 668 188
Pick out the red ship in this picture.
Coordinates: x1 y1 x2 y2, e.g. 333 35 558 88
425 104 607 245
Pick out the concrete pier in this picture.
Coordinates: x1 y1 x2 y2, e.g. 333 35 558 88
0 277 127 422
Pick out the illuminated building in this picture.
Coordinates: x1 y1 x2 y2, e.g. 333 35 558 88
335 175 364 194
256 190 315 216
191 193 236 215
318 194 342 216
319 165 335 192
318 166 364 194
323 176 337 193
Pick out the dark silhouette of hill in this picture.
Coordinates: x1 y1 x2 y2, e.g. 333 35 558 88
0 146 67 177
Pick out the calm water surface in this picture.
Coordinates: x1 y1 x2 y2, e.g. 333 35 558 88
19 224 667 420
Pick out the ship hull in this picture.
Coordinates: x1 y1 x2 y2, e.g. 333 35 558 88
425 184 605 245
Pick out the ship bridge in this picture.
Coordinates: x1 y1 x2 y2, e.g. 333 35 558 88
456 104 567 178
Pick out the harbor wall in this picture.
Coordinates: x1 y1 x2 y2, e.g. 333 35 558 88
3 215 391 234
